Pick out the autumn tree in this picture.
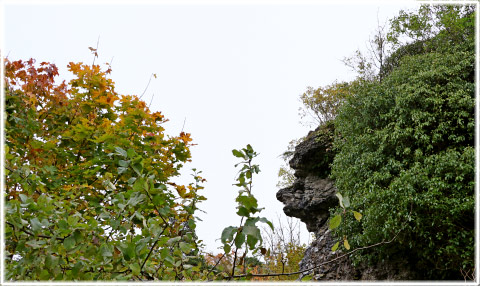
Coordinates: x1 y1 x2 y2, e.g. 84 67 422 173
4 58 206 280
298 81 351 128
257 216 307 281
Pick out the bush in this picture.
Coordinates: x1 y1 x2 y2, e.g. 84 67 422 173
331 46 474 278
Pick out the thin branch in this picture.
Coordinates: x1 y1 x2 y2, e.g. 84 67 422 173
92 35 100 66
230 230 401 279
231 245 239 278
5 165 32 186
139 74 155 99
140 226 167 272
206 252 227 278
148 93 155 109
180 117 186 133
6 221 65 241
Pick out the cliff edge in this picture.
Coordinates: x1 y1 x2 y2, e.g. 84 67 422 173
276 123 419 280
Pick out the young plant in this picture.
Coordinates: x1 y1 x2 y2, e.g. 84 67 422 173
219 145 273 279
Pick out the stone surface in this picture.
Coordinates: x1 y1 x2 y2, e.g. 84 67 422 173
276 123 420 281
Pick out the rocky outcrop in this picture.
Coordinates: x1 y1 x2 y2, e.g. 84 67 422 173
276 123 419 281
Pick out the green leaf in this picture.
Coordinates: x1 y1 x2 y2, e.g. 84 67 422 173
344 238 351 250
258 217 274 230
157 236 170 247
136 238 148 255
236 195 258 210
39 269 50 280
242 225 260 240
236 207 250 217
129 262 141 276
127 192 145 206
127 177 137 185
342 196 351 208
26 240 45 248
63 236 76 250
132 177 145 192
127 148 136 158
221 226 237 244
122 243 136 261
246 234 259 250
115 146 127 157
45 254 58 269
301 274 313 281
187 219 196 230
100 244 113 257
167 236 181 245
234 233 245 248
19 194 28 203
232 149 244 158
179 242 191 253
353 211 362 221
58 219 68 229
30 218 42 232
329 215 342 230
331 241 340 252
224 243 231 254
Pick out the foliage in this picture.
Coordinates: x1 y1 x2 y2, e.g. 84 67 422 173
217 145 273 279
343 20 391 82
298 81 352 127
276 139 303 189
387 4 476 52
328 193 362 252
4 58 207 280
256 216 307 281
330 5 475 278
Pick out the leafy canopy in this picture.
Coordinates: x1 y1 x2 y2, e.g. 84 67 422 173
330 5 474 279
4 58 207 280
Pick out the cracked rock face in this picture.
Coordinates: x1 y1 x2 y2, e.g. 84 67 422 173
276 175 337 233
276 123 419 281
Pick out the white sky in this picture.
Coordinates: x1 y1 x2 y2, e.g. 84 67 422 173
2 0 420 253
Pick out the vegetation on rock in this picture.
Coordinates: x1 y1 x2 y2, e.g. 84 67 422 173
330 5 475 279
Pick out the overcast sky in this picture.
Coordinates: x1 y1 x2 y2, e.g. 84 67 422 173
3 0 420 253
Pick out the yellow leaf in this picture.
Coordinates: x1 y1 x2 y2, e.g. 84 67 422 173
353 211 362 221
344 238 350 250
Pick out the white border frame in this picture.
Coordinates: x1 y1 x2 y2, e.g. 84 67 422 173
0 0 478 285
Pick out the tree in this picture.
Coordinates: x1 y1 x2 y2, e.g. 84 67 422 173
343 19 391 82
298 81 352 128
257 216 308 281
276 139 302 189
4 58 206 280
331 4 475 279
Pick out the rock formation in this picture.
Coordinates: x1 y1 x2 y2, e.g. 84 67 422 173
276 123 419 281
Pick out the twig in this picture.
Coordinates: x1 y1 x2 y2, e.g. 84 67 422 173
206 252 227 278
92 35 100 66
139 74 154 99
148 93 155 109
6 221 65 241
231 245 239 278
180 117 186 133
140 226 167 272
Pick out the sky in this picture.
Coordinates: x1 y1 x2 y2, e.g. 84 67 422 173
2 0 420 253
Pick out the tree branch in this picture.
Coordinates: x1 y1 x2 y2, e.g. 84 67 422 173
230 230 401 279
6 221 65 241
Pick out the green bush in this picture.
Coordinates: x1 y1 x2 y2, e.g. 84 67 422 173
331 45 474 278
